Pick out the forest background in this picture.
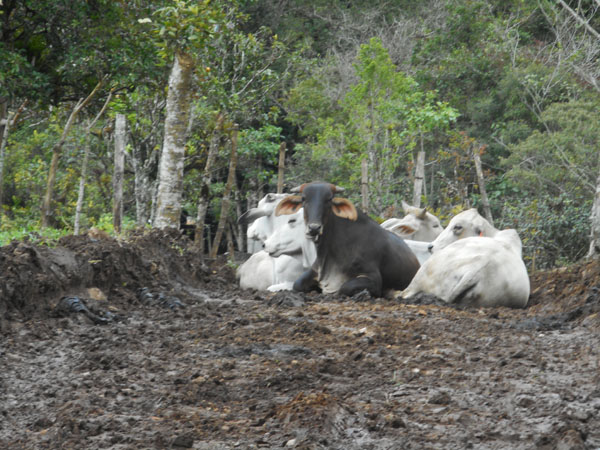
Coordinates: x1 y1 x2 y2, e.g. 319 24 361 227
1 0 599 270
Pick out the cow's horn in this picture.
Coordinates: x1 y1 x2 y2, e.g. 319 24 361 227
333 185 345 193
290 184 305 193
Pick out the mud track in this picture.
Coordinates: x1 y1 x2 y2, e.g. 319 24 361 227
1 229 599 449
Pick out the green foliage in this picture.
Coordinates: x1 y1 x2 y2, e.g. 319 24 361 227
0 224 69 248
302 37 457 212
503 99 600 199
497 194 591 269
151 0 229 59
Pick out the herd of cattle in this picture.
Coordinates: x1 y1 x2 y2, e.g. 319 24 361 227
236 182 530 308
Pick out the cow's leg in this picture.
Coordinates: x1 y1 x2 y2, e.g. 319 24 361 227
293 269 320 292
339 273 382 298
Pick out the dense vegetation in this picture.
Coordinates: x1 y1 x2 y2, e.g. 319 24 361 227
1 0 599 269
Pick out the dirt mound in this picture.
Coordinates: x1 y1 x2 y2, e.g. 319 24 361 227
1 231 599 449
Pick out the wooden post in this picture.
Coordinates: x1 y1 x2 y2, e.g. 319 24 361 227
277 142 286 193
210 124 239 258
472 144 493 226
361 158 369 213
413 150 425 208
113 113 126 234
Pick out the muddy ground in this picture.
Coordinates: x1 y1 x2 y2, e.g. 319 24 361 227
1 229 599 449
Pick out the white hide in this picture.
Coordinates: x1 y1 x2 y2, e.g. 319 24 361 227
429 208 498 253
236 250 304 292
381 201 443 242
237 251 274 290
243 193 289 253
403 239 432 265
263 209 317 292
401 229 530 308
238 201 312 292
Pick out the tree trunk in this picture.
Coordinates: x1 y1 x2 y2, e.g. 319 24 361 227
472 144 493 226
277 142 286 193
234 189 245 252
195 113 224 253
587 170 600 259
412 137 426 207
210 124 238 259
74 134 92 236
0 101 8 215
113 113 126 233
41 78 104 227
74 92 113 235
361 158 369 213
153 52 194 229
0 100 25 220
131 145 157 227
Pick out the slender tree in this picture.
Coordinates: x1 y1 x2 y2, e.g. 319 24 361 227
74 91 113 235
41 78 105 227
195 114 224 253
153 52 195 228
210 124 239 258
113 113 127 233
150 1 227 229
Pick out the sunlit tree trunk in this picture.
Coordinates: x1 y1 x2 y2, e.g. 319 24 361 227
412 148 425 208
210 124 238 258
113 113 126 233
361 159 369 212
588 171 600 259
154 52 194 229
277 142 286 193
472 144 493 226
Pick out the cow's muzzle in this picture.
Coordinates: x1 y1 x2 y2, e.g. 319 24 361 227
306 223 323 242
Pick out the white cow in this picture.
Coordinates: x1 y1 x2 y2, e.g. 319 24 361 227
402 240 431 265
237 199 313 292
239 193 289 253
381 202 444 265
263 209 317 291
428 208 498 253
401 229 530 308
236 251 304 291
381 201 443 242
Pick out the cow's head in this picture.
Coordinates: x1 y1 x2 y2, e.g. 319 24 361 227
387 201 444 241
275 182 357 243
428 208 497 253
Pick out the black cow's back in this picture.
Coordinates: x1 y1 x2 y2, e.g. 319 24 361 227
319 210 419 293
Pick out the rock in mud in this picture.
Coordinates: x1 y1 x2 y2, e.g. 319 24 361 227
52 296 113 324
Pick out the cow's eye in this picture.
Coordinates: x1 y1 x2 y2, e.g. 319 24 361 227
453 225 463 234
433 224 440 228
289 218 297 224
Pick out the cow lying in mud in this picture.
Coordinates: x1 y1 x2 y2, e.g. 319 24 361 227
275 182 420 297
402 210 530 308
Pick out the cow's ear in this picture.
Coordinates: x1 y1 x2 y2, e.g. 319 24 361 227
331 197 357 221
238 208 267 224
275 195 303 216
394 224 416 235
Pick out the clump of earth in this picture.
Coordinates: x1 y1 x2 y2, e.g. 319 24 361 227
1 229 599 449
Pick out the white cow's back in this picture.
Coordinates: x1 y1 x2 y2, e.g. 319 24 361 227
401 229 529 308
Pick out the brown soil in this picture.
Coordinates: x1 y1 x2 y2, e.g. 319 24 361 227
1 229 599 449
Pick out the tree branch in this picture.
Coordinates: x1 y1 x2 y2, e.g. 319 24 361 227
557 0 600 41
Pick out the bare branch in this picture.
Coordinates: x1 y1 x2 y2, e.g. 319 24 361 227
556 0 600 41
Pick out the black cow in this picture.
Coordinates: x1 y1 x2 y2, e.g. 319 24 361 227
275 182 420 297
